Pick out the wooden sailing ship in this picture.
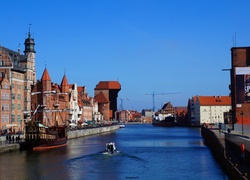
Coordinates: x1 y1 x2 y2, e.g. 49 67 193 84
20 90 69 150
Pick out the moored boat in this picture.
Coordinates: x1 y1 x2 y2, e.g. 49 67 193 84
20 90 69 150
152 113 175 127
21 121 67 150
119 124 125 128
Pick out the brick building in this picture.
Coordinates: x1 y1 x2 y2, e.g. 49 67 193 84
30 68 69 126
94 81 121 120
0 31 36 133
230 47 250 125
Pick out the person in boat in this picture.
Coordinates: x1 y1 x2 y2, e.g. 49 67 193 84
106 142 116 154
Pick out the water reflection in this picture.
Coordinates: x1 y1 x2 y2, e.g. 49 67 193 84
0 124 228 180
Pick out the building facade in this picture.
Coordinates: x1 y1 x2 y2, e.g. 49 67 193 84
0 31 36 133
190 96 231 125
141 109 154 122
30 68 69 127
94 81 121 120
230 47 250 124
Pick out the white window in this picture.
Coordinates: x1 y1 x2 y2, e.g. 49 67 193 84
5 114 9 123
5 104 9 110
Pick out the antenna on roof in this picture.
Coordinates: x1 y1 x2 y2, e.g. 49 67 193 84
64 68 66 75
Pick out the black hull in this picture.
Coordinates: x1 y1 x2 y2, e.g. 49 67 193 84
23 122 68 150
20 138 67 150
152 120 175 127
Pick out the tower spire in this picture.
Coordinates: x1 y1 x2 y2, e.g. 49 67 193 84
28 23 31 38
24 24 35 54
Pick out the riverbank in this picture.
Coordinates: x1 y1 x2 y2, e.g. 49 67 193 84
201 126 250 179
0 125 120 153
67 125 120 139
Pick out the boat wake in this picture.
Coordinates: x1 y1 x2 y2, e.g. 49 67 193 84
65 150 147 179
66 150 144 163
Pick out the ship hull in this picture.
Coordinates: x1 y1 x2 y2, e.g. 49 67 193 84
21 138 67 150
21 122 68 151
152 120 175 127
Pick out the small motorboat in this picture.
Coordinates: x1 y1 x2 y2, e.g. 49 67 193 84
104 142 117 154
119 124 125 128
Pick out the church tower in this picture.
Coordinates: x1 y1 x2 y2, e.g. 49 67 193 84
23 27 36 83
22 27 36 119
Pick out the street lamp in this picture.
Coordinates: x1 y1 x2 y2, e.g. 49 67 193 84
241 111 244 135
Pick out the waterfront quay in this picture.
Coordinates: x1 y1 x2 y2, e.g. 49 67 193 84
201 126 250 179
0 125 120 153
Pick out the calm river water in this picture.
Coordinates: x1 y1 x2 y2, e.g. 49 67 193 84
0 124 228 180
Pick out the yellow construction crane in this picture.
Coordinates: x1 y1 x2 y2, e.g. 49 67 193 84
145 91 179 112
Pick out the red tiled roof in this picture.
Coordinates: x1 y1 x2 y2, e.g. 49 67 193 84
193 96 198 103
94 92 109 103
41 68 51 81
61 75 69 86
95 81 121 90
77 86 82 91
133 112 142 117
198 96 231 106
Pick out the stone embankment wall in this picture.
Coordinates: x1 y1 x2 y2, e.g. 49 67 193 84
201 127 247 180
225 133 250 163
67 125 120 139
0 125 120 153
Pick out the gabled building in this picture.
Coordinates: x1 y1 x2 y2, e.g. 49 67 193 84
159 102 175 116
68 83 80 125
31 68 69 126
0 31 36 133
0 74 11 133
190 96 231 126
77 86 94 121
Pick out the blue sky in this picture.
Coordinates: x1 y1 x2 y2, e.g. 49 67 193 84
1 0 250 111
